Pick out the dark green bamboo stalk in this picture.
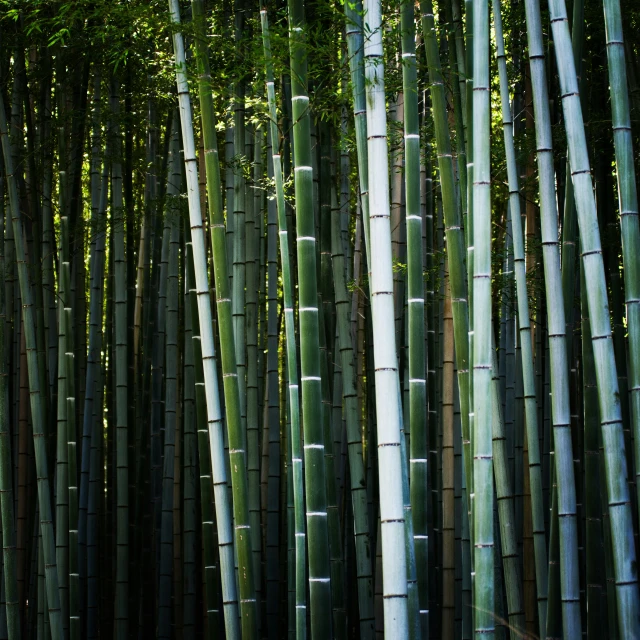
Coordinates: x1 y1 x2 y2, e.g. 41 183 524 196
492 1 547 633
0 69 63 640
109 80 129 638
329 156 375 640
264 126 281 638
258 5 306 637
0 165 19 639
189 0 257 636
400 0 428 633
287 0 333 634
158 122 181 639
601 0 640 521
169 1 241 629
182 259 197 638
185 235 220 640
420 0 471 514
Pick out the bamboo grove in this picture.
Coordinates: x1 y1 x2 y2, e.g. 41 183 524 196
0 0 639 637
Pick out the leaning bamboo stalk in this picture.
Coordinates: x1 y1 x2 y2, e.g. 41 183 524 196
169 1 243 636
521 2 583 635
547 0 640 634
363 0 409 634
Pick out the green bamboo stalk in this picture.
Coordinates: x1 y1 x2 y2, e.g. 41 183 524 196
521 2 583 635
0 165 19 639
258 6 306 637
546 0 640 634
182 260 197 638
55 227 70 637
287 0 334 634
344 0 370 255
169 2 242 631
419 0 471 515
399 0 429 633
0 68 63 640
601 0 640 523
580 262 604 639
188 0 257 636
109 80 129 638
363 0 409 634
246 128 262 610
490 333 525 637
185 235 220 640
329 155 375 640
264 126 281 637
318 292 346 640
232 0 248 440
472 0 494 636
491 1 548 633
158 121 181 639
64 303 79 640
442 276 455 639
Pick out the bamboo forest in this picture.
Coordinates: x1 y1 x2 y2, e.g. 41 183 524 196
1 0 640 637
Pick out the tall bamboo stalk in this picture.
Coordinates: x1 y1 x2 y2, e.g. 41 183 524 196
168 2 243 636
472 0 494 636
521 2 583 635
0 71 63 640
547 0 640 634
400 0 429 633
601 0 640 521
364 0 409 634
0 160 19 640
492 1 547 633
259 5 306 636
420 0 471 513
287 0 334 634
